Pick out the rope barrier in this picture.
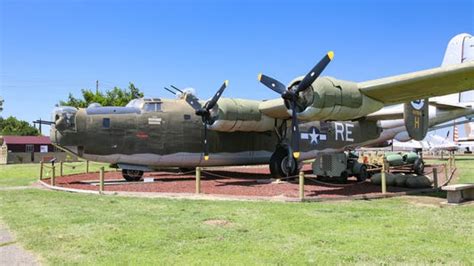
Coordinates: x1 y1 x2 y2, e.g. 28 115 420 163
440 168 457 187
200 169 369 189
305 176 368 187
62 164 79 169
201 170 299 180
172 170 196 176
43 169 52 178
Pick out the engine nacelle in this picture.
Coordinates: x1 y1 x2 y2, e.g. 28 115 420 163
207 98 274 132
295 77 383 121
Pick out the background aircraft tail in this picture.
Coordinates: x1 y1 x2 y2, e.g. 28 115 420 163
433 33 474 104
432 33 474 140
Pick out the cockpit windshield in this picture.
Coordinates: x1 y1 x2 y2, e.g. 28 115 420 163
126 98 162 112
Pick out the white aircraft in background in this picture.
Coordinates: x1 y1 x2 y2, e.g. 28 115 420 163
392 132 458 152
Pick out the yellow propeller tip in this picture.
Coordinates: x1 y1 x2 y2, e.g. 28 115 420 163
257 73 262 81
204 155 209 161
293 152 300 159
327 51 334 60
224 80 229 86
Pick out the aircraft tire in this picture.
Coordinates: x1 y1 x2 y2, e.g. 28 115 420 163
269 148 298 178
338 171 349 183
413 159 424 175
122 169 144 182
356 165 369 182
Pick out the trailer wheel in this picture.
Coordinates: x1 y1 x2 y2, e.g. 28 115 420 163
338 171 349 183
356 165 369 181
413 158 424 175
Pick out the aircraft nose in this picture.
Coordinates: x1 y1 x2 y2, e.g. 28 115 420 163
52 106 78 132
49 125 61 144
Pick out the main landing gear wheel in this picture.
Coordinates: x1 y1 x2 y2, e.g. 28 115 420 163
122 169 144 182
269 147 299 179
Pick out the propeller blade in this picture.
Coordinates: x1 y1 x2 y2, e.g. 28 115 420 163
184 93 203 111
206 80 228 111
258 73 287 94
203 124 209 161
296 51 334 93
290 101 300 159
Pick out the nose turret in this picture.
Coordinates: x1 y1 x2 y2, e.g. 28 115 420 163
50 106 78 145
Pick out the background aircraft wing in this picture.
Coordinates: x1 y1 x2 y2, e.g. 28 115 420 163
358 61 474 105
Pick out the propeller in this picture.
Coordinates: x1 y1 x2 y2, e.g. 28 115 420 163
185 80 229 161
258 51 334 160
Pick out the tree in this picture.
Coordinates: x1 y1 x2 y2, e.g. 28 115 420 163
0 116 40 136
59 82 144 108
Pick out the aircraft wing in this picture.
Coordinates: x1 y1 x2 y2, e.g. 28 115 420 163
358 61 474 105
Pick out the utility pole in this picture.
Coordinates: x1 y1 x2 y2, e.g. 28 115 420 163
96 80 99 94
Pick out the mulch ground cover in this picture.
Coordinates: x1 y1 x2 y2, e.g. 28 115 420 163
41 164 443 199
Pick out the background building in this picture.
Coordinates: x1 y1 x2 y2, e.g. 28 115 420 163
0 135 77 164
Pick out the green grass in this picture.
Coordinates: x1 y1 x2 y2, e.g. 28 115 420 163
0 162 473 264
0 162 114 187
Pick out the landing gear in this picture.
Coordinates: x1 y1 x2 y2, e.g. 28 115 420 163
122 169 143 182
269 147 299 178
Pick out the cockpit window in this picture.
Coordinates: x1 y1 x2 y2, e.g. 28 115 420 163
143 103 162 112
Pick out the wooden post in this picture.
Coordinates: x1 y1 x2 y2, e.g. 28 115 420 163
51 166 56 186
99 167 105 194
299 171 305 201
381 158 387 194
433 167 438 189
86 160 89 173
444 163 448 183
195 167 201 194
39 161 44 180
60 161 63 177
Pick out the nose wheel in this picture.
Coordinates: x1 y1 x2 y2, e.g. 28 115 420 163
269 147 299 178
122 169 144 182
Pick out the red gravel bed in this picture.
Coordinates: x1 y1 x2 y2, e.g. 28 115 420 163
41 164 438 199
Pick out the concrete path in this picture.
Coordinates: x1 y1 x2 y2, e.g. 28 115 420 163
0 223 39 265
0 186 33 191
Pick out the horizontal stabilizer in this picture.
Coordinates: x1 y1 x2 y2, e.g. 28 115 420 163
365 107 403 121
428 101 470 110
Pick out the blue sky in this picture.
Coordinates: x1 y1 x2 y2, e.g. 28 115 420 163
0 0 473 135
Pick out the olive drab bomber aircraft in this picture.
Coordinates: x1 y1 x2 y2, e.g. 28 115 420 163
49 34 474 181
